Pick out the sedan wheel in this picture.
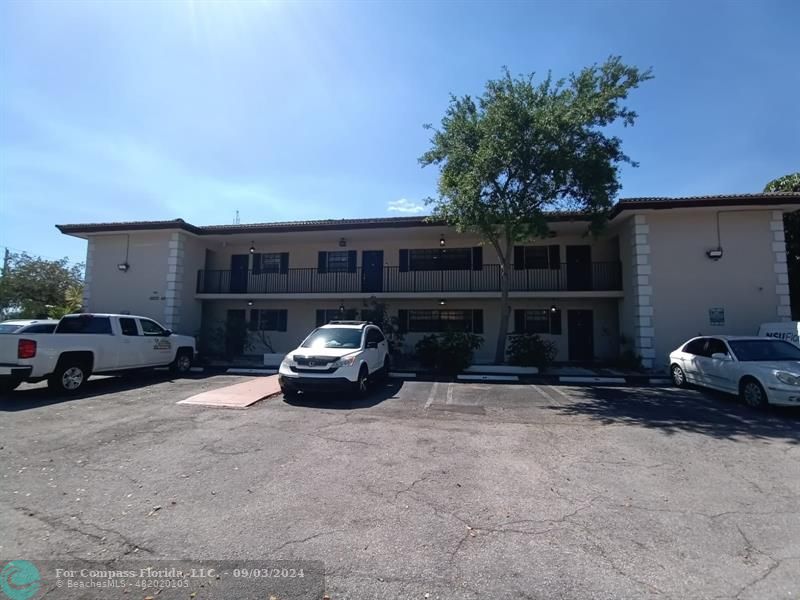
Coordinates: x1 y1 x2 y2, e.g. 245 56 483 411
671 364 686 388
741 380 768 408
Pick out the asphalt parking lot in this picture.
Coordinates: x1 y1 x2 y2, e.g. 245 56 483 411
2 374 799 599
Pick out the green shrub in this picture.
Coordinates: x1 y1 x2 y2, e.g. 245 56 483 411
414 334 440 369
506 334 557 367
414 332 483 374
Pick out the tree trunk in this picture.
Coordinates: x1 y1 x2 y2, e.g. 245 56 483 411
494 259 511 364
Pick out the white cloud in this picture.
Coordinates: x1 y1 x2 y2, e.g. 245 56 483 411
387 198 425 214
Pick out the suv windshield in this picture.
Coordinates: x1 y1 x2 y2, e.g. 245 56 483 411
728 339 800 362
301 328 363 349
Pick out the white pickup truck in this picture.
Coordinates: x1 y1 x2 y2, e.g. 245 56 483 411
0 313 196 394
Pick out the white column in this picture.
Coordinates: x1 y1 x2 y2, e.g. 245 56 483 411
772 210 792 321
164 232 185 329
630 215 655 369
82 238 96 312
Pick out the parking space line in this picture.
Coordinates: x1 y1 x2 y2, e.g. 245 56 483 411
446 382 454 404
530 384 562 406
424 381 440 409
547 385 575 404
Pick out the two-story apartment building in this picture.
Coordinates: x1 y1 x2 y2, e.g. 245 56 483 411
57 193 800 370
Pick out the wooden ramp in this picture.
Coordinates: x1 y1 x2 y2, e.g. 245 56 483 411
178 375 282 409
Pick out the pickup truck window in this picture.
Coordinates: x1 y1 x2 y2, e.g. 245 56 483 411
56 316 112 334
139 319 167 336
120 318 139 336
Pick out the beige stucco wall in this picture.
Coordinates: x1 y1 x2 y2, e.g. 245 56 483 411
85 232 172 324
202 297 619 363
646 208 785 369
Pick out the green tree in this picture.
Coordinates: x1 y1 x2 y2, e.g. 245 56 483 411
420 58 652 362
764 172 800 320
0 252 84 319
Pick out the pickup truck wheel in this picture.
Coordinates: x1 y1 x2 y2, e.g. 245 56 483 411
49 362 89 393
170 350 193 375
0 380 20 393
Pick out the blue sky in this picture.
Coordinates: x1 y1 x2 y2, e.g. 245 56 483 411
1 0 798 265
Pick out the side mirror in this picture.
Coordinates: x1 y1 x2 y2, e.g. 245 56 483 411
164 329 173 337
365 341 378 349
711 352 730 361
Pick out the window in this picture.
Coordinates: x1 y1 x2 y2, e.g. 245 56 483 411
515 309 562 335
408 309 477 332
251 309 287 332
257 253 282 273
683 338 707 356
706 338 729 357
728 339 800 362
120 318 139 336
325 251 350 273
514 245 561 270
316 308 358 326
55 315 112 334
409 248 472 271
22 324 57 334
302 328 363 349
140 319 168 336
366 328 385 345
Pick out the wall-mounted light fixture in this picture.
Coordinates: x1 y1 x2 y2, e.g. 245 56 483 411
338 303 345 313
439 298 447 306
247 299 254 307
249 241 256 254
117 262 130 272
339 237 347 247
706 248 723 261
439 235 446 247
550 305 558 313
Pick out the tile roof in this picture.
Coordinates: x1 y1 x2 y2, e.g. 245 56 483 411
56 193 800 236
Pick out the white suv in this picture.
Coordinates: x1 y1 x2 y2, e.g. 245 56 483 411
279 321 390 397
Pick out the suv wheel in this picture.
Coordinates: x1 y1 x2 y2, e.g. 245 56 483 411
49 360 89 393
353 365 370 397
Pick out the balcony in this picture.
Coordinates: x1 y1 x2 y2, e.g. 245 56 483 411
196 262 622 295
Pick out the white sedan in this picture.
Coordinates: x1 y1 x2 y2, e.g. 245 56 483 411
669 336 800 408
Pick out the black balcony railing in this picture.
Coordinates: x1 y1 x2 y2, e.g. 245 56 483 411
196 263 622 295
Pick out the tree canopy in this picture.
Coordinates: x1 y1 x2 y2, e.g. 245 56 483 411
420 57 652 362
0 252 84 319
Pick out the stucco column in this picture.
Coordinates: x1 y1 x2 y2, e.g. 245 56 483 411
772 210 792 322
82 237 95 312
164 232 186 330
630 215 655 369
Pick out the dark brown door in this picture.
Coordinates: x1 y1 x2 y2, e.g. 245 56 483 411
361 250 384 293
230 254 249 293
568 309 594 361
225 309 247 357
566 245 592 291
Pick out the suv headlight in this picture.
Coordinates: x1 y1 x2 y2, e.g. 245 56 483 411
775 371 800 386
280 356 296 369
332 355 358 369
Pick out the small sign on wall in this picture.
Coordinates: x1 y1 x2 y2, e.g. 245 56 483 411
709 307 725 326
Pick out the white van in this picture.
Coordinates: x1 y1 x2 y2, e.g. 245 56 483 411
758 322 800 348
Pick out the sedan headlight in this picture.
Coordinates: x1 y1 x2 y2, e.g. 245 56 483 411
332 354 358 369
775 371 800 386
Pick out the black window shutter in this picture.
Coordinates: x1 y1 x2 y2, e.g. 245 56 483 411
317 251 327 274
399 249 409 273
347 250 357 273
514 309 525 334
514 246 525 270
548 245 561 270
252 253 262 275
397 309 408 333
248 310 259 331
315 309 325 327
278 310 288 332
472 247 483 271
550 309 562 335
280 253 289 274
472 309 483 334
